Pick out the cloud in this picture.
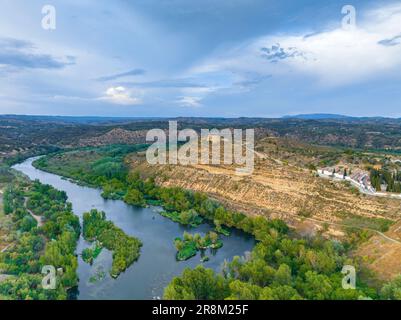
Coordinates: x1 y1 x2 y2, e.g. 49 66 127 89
96 68 146 81
378 34 401 47
0 37 75 71
119 77 220 107
119 78 208 89
260 44 306 63
176 96 202 107
99 86 141 105
233 73 272 88
190 3 401 87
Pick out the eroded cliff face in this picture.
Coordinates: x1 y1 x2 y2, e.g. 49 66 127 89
128 152 401 228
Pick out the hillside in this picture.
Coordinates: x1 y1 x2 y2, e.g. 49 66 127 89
127 138 401 238
4 116 401 162
29 141 401 286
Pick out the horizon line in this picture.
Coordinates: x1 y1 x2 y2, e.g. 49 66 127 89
0 113 400 120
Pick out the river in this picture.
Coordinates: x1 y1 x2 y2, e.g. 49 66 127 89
12 157 255 300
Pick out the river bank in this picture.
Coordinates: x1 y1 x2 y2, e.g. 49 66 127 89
12 157 255 300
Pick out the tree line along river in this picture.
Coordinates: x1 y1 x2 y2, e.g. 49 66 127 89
12 157 255 300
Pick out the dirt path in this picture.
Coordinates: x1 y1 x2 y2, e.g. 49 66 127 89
1 244 11 253
24 197 43 227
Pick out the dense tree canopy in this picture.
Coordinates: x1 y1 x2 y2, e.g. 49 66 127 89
31 146 401 300
0 180 80 300
83 209 142 278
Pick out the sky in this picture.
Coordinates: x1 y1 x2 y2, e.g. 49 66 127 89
0 0 401 118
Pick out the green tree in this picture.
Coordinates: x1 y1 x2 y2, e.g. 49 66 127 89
164 266 229 300
20 215 37 232
274 264 292 286
175 239 184 251
227 280 262 300
124 188 145 207
298 271 333 300
380 276 401 300
209 231 219 244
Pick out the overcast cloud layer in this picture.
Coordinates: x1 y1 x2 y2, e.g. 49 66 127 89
0 0 400 117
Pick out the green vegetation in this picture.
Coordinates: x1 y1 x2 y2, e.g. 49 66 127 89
33 147 215 230
4 115 401 301
165 219 376 300
175 238 197 261
82 209 142 278
34 147 294 240
164 266 230 300
334 210 393 233
3 146 62 167
161 210 204 227
6 115 401 160
0 180 80 300
82 241 103 265
174 231 223 261
33 146 401 300
370 168 401 193
165 211 401 300
89 267 106 284
124 188 146 207
343 216 393 233
380 275 401 300
0 165 15 184
214 220 231 236
33 144 147 188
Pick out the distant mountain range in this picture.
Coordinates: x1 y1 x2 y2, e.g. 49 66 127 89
0 114 164 124
3 113 401 155
282 113 400 121
282 113 354 120
0 113 399 123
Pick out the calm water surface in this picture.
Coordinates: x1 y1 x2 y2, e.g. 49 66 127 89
13 157 255 300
